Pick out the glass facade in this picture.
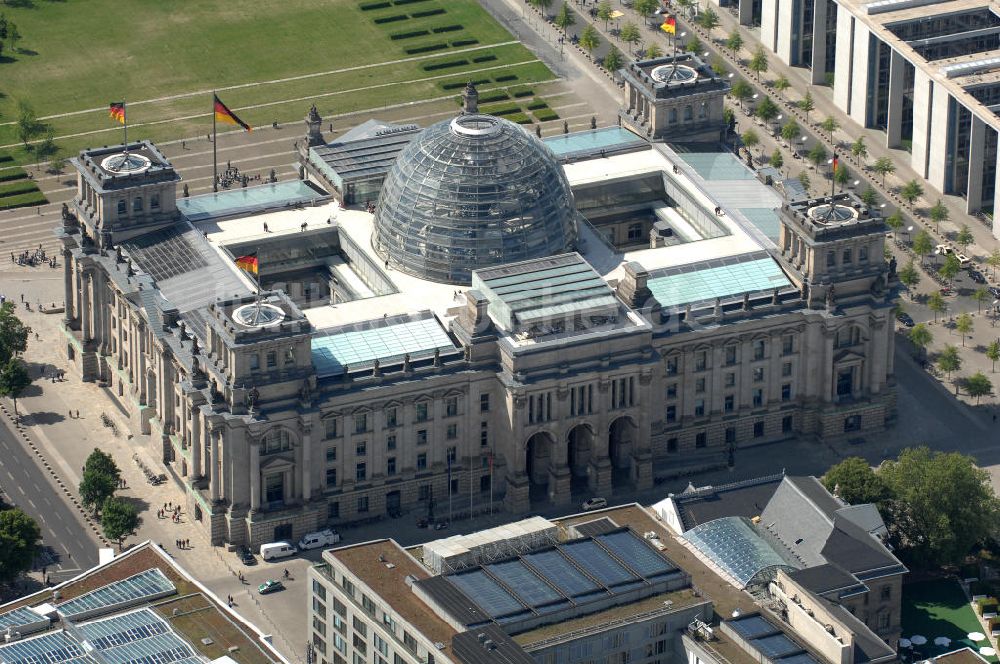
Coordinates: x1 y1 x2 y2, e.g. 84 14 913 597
373 114 577 285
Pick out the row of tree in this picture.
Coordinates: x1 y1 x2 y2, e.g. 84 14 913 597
79 449 140 550
823 449 1000 568
0 302 32 423
0 13 23 60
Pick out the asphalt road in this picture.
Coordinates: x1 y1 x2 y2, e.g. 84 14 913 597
0 416 99 580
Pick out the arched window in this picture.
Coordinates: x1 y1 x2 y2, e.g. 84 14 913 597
698 102 707 119
117 200 127 215
150 194 160 209
133 197 143 212
683 105 693 121
262 428 293 454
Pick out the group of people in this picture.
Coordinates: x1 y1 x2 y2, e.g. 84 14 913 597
11 246 56 268
159 501 183 523
175 538 191 549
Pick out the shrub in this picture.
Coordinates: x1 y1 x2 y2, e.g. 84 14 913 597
511 87 534 98
0 180 39 198
505 113 533 124
451 39 478 47
411 8 445 17
441 78 489 90
485 105 522 117
432 24 463 33
405 43 449 54
533 109 560 122
0 154 13 164
393 0 430 5
390 29 430 39
472 54 497 63
422 58 469 71
495 74 518 82
0 167 28 183
526 100 549 110
0 190 47 210
479 92 510 103
374 14 407 23
360 1 392 9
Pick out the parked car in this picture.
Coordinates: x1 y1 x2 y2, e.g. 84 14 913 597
990 286 1000 299
236 546 256 566
258 580 284 595
298 529 341 551
581 497 608 511
970 270 987 284
896 312 915 328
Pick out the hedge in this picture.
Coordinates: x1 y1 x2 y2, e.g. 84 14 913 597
0 190 47 210
527 100 549 110
479 92 510 103
390 29 430 39
360 1 392 9
0 154 13 164
441 78 489 90
533 109 560 122
506 113 533 124
511 87 534 98
411 8 445 17
0 167 28 183
431 24 463 33
0 180 39 197
451 38 478 47
483 104 521 116
472 54 497 63
374 14 407 23
405 43 449 54
393 0 430 5
422 58 468 71
494 74 518 82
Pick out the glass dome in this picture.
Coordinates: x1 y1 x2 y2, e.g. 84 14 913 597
372 114 577 285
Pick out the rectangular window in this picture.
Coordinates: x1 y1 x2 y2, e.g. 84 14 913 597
753 340 766 360
386 434 396 451
387 457 396 476
418 484 430 500
326 447 337 462
324 418 338 439
353 617 367 636
480 394 490 412
355 463 366 482
843 248 853 264
725 346 737 365
357 496 369 512
328 502 339 519
754 421 765 438
361 596 376 617
695 351 707 371
859 245 869 262
385 407 397 428
880 585 891 600
266 351 277 368
356 441 366 457
782 383 792 401
446 397 458 417
724 395 734 413
374 634 388 657
753 367 765 383
666 357 678 375
666 383 677 399
249 354 260 371
417 453 427 471
753 389 764 407
416 429 427 446
665 405 676 423
416 402 429 422
695 432 707 448
326 468 337 487
782 334 794 355
695 377 706 393
782 361 793 377
782 415 793 433
341 578 355 599
480 421 488 446
447 423 457 440
354 414 367 434
694 399 705 417
352 634 366 656
724 372 736 388
667 438 678 453
827 251 836 267
403 632 417 653
725 427 736 444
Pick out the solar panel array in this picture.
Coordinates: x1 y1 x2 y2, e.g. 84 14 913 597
0 607 45 632
78 609 201 664
444 529 679 621
0 630 89 664
57 569 176 619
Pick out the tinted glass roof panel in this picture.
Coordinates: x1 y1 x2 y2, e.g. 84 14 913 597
727 615 781 640
448 569 525 618
561 540 638 588
596 530 676 579
57 569 175 618
752 633 805 659
486 560 564 607
522 549 602 597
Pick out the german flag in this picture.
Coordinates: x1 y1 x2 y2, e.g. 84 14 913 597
214 94 252 132
831 153 839 175
660 16 676 34
109 102 126 125
235 253 259 275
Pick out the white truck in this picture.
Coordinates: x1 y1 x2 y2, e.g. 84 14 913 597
298 529 341 551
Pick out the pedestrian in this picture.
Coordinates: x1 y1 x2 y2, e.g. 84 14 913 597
75 410 79 418
182 140 186 150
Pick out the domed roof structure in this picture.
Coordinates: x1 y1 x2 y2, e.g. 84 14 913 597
372 113 577 285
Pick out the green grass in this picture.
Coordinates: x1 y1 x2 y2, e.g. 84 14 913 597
0 0 552 163
0 190 48 210
0 166 29 183
0 180 39 197
902 579 998 662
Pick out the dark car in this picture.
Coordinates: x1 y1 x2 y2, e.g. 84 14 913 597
970 270 987 284
896 312 915 328
237 546 256 566
990 286 1000 299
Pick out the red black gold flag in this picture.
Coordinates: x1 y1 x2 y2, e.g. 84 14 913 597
109 102 125 125
660 16 676 34
235 253 259 275
832 154 839 175
214 95 252 132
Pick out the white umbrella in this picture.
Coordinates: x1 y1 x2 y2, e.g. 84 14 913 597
969 632 987 642
899 639 912 648
980 647 996 657
934 637 952 647
911 636 928 645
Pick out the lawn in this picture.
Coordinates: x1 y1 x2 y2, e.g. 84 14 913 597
902 579 998 662
0 0 553 162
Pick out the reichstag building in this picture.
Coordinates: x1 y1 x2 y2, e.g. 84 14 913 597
60 66 896 547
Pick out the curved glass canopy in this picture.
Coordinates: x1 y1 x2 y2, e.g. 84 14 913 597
682 516 796 589
372 114 577 285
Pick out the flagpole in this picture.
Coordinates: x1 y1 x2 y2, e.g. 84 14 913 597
123 100 128 155
253 245 262 323
212 92 218 193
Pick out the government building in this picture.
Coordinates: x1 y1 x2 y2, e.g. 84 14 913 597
59 71 896 548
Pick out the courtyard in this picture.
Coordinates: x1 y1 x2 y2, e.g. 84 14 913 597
902 579 998 663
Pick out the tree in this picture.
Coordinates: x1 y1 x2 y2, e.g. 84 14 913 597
986 340 1000 372
0 301 30 365
798 170 811 192
955 312 973 347
755 96 779 124
964 372 994 404
603 47 623 72
579 25 601 58
927 290 947 323
974 287 991 314
900 179 924 209
674 0 694 16
822 457 889 505
0 508 41 586
80 469 117 515
16 101 40 149
860 186 878 208
834 164 850 191
645 43 663 59
872 156 895 186
773 75 790 95
0 358 30 424
908 323 932 359
798 90 815 120
989 248 1000 280
597 0 614 28
684 36 703 54
725 30 743 57
619 21 639 48
937 344 962 378
851 136 868 164
741 129 759 152
696 7 720 32
101 497 140 551
955 224 974 252
555 3 576 32
880 447 1000 567
633 0 659 17
885 210 903 234
7 21 19 53
938 253 960 282
748 46 768 82
780 119 799 143
770 149 783 171
730 80 753 108
925 200 948 233
820 116 839 142
710 56 727 76
898 260 919 290
807 143 827 169
912 230 934 264
84 448 122 486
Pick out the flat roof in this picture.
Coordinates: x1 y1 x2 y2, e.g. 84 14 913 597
542 127 648 159
646 252 792 310
177 181 327 222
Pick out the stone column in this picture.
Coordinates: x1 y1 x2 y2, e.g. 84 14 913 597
886 49 906 148
848 23 872 126
191 409 202 479
739 0 753 26
301 427 312 502
249 442 260 511
210 428 221 501
967 115 987 214
63 250 75 325
832 11 854 112
810 0 828 85
81 271 92 341
910 69 933 180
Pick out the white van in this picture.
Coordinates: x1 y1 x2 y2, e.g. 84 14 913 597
259 541 296 561
298 529 341 551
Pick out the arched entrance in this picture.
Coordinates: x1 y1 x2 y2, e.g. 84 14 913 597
525 432 555 502
567 424 594 494
609 416 637 488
